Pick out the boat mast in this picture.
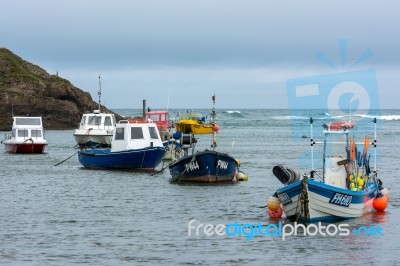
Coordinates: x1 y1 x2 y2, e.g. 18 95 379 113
98 75 102 112
373 117 377 173
211 95 217 151
310 117 314 179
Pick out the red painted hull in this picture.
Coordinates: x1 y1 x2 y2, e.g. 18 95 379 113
4 143 47 154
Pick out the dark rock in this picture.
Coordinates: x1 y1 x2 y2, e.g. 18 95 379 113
0 48 123 130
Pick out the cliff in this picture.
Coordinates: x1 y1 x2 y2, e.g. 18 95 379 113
0 48 123 130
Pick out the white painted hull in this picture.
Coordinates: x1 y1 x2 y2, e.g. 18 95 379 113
73 129 113 147
277 179 378 223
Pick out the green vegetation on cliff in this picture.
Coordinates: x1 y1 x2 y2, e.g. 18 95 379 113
0 48 121 130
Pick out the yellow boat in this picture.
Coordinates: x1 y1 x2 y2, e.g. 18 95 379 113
175 112 218 134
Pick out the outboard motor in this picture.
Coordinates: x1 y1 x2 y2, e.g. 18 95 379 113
273 165 301 185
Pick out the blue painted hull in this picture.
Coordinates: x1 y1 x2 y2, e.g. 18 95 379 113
169 150 238 182
276 178 378 223
78 147 165 170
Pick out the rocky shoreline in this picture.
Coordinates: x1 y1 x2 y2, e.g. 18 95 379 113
0 48 122 130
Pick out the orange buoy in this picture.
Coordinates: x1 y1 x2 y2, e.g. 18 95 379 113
373 193 388 212
268 207 283 218
213 124 220 131
267 196 281 211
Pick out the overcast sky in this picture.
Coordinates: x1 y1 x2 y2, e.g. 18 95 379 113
1 0 399 109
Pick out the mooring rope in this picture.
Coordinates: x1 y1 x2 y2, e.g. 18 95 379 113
54 151 79 166
170 152 197 183
295 177 310 224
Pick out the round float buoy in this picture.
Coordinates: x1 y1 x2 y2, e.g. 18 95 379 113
267 196 281 211
380 187 390 199
235 158 241 167
358 177 364 187
172 132 182 140
236 171 248 181
213 124 220 131
373 193 388 212
268 207 283 218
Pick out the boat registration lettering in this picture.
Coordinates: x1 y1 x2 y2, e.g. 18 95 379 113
217 160 228 170
185 161 200 172
278 193 292 206
329 193 352 207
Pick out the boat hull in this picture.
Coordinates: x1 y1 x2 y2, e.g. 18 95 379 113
3 143 47 154
190 124 214 134
175 123 214 135
73 133 113 148
78 147 165 170
169 150 238 182
276 178 378 223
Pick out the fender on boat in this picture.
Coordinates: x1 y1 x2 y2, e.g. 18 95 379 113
272 165 300 185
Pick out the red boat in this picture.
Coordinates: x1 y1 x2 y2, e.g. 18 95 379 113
2 116 47 154
145 110 172 135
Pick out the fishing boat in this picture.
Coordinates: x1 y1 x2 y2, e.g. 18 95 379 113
142 109 182 160
175 112 218 135
73 110 116 148
169 95 239 182
73 77 116 148
145 110 172 140
2 116 47 154
78 120 165 170
271 118 387 223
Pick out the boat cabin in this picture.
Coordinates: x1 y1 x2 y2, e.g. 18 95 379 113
146 110 171 131
8 117 45 141
111 121 163 152
79 110 116 130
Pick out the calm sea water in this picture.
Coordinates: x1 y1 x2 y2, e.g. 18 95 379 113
1 109 399 265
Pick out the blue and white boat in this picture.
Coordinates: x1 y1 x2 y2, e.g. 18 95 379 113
273 118 384 223
169 95 239 183
78 120 165 170
169 149 239 182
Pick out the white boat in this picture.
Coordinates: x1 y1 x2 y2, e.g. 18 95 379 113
272 118 387 223
1 116 47 153
73 110 116 147
73 76 116 148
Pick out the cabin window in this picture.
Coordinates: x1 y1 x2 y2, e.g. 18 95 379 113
149 127 159 139
131 127 144 139
88 116 101 125
31 129 42 138
115 128 125 140
17 129 29 138
104 116 112 126
15 118 41 126
149 114 160 121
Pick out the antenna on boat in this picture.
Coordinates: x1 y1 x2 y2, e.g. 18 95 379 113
310 117 315 179
373 117 377 173
211 94 217 151
98 75 102 112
